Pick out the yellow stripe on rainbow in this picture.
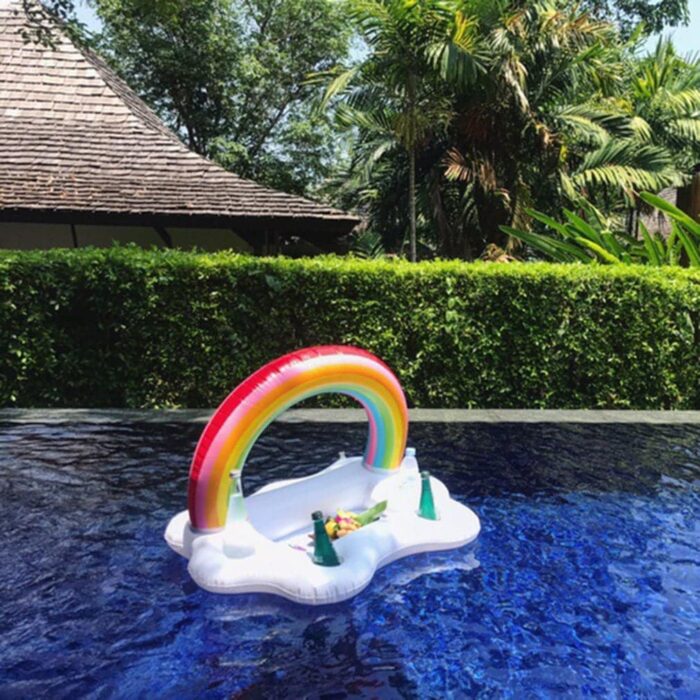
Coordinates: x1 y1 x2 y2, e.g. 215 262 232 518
187 346 409 531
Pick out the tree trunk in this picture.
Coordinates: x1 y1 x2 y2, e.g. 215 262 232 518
409 147 417 262
677 165 700 222
474 186 510 251
406 70 418 263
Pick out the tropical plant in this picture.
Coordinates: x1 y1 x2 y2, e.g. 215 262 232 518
327 0 691 260
320 0 472 261
502 192 700 266
564 37 700 233
623 38 700 233
349 229 386 259
329 0 700 260
440 1 630 249
628 39 700 169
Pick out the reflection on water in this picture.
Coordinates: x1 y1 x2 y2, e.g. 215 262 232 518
0 421 699 698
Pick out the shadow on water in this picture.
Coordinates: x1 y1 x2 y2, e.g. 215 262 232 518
2 420 698 501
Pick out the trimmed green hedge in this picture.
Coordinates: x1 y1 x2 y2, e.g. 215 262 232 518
2 247 699 409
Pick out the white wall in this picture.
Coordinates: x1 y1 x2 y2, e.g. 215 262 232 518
73 224 163 248
168 227 252 253
0 222 253 253
0 222 74 249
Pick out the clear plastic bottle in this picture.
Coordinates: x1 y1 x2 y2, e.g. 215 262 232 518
226 469 247 524
403 446 419 473
223 469 252 558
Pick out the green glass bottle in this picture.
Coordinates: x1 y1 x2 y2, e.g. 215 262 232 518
418 470 438 520
311 511 340 566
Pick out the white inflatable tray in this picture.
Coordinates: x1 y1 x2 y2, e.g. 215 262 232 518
165 455 480 605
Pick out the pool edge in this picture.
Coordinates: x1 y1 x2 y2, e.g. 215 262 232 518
2 408 700 424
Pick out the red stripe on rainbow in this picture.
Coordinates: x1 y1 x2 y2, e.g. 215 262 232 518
187 346 409 531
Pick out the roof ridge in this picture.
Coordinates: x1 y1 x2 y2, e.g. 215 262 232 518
78 45 185 145
74 29 356 215
0 0 359 232
6 0 184 142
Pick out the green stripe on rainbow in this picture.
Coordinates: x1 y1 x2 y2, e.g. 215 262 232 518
187 346 409 531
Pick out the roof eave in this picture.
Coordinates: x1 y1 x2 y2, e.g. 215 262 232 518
0 208 360 238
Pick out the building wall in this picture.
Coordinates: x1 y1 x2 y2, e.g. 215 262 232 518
168 227 252 252
0 222 253 253
0 222 75 249
676 169 700 223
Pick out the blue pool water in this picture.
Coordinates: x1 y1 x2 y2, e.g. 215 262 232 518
0 420 698 698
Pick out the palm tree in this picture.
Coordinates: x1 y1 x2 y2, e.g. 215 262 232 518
440 1 665 249
328 0 631 257
628 38 700 165
321 0 472 261
326 1 698 260
556 37 700 229
443 13 700 243
621 38 700 230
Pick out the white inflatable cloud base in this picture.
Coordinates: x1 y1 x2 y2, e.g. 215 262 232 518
165 455 480 605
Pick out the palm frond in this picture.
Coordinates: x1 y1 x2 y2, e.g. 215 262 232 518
656 88 700 116
557 103 637 143
318 67 360 110
504 192 700 266
573 140 683 193
666 117 700 146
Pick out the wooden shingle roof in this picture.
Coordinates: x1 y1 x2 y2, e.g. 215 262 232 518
0 1 359 236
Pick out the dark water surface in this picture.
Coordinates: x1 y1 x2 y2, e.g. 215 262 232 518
0 421 698 699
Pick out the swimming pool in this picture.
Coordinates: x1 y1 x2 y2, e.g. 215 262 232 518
1 420 698 698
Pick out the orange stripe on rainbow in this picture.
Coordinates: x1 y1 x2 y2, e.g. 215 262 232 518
187 346 409 531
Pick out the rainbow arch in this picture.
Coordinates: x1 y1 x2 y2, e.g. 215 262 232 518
188 345 409 531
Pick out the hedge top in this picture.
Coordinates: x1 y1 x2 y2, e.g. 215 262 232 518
2 247 699 410
4 245 700 279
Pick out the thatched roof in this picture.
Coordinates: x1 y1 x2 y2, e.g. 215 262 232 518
0 1 359 236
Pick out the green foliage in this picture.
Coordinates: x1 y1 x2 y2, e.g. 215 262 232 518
21 0 82 44
503 192 700 266
349 230 387 259
320 0 464 261
625 39 700 176
582 0 689 35
328 2 663 258
32 0 700 261
2 248 700 409
326 2 700 260
91 0 351 195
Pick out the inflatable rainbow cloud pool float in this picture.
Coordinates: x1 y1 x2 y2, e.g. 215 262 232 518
165 345 480 604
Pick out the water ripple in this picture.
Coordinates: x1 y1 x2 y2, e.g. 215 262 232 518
0 421 698 698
